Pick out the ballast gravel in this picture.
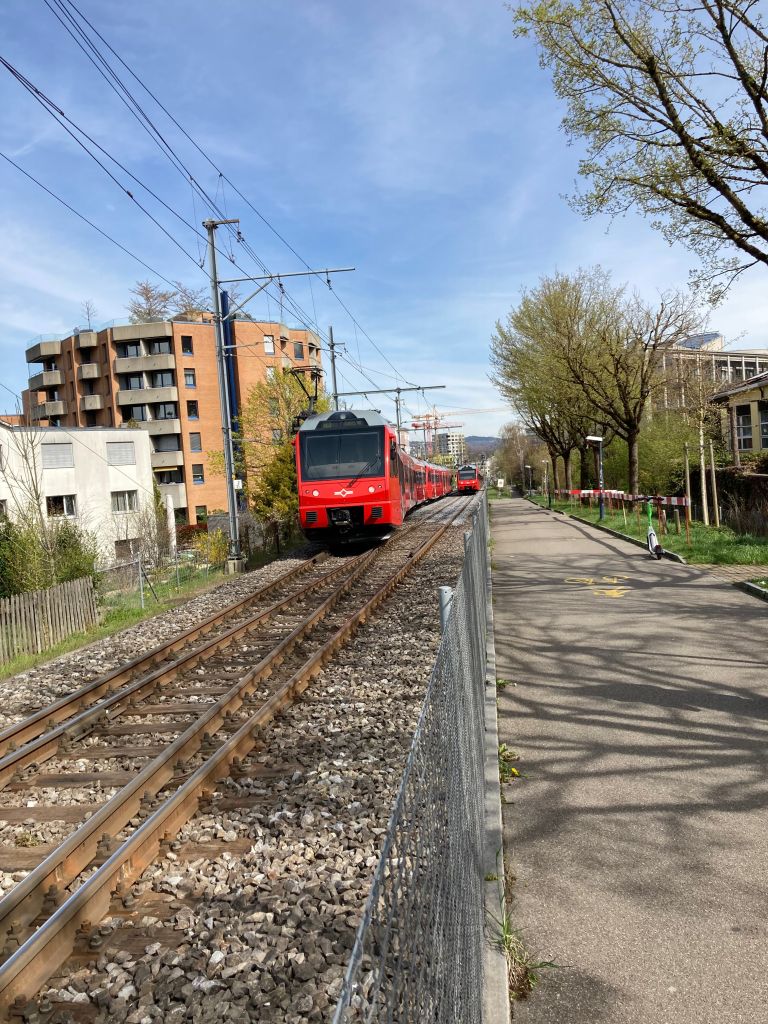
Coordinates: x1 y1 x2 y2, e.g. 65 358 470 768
0 554 314 732
38 516 472 1024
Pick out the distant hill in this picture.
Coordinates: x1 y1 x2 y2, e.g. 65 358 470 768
465 435 500 456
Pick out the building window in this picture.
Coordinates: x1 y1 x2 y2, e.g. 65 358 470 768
106 441 136 466
190 432 202 452
760 403 768 449
263 335 275 354
187 400 199 419
85 412 98 427
42 442 74 469
184 369 196 388
124 374 144 391
154 402 177 420
266 367 276 380
155 469 183 484
192 463 205 485
119 342 141 359
293 341 304 360
114 538 138 561
181 335 194 355
152 370 174 388
195 505 208 522
46 494 76 517
122 404 147 422
154 435 181 452
148 339 171 355
736 404 753 450
111 490 138 513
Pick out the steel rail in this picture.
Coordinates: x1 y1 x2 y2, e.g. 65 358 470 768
0 504 463 1013
0 543 382 950
0 551 372 792
0 553 329 758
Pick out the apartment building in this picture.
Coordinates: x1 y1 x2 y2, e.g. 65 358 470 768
660 332 768 402
434 430 467 464
0 422 153 562
21 318 321 524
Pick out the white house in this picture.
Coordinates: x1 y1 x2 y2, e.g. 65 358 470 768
0 423 154 563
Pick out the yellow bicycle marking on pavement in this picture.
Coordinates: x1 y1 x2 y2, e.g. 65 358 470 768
564 575 631 599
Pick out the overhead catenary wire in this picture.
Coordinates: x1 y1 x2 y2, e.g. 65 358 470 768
0 150 179 289
45 0 417 388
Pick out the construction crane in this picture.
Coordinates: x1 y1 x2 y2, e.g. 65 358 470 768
410 410 464 458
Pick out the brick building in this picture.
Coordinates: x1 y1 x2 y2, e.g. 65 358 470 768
21 318 321 524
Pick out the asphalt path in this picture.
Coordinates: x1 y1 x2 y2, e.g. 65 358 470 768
492 498 768 1024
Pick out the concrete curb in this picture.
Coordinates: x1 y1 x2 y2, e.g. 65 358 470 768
734 580 768 603
483 513 511 1024
523 496 687 563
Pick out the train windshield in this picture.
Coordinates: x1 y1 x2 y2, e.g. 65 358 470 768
458 469 477 480
300 428 384 481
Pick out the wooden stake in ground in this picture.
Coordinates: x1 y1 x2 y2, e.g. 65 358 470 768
674 509 681 535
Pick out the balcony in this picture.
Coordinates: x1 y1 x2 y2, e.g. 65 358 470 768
145 418 181 436
155 481 187 509
75 332 97 349
77 363 101 381
26 340 62 364
114 354 175 374
31 400 67 421
80 395 104 412
28 370 63 390
117 386 178 406
151 450 184 469
112 322 172 342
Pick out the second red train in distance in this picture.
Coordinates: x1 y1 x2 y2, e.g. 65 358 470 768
294 409 454 545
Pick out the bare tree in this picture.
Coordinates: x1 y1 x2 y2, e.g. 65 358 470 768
81 299 98 330
172 281 209 321
127 280 176 323
514 0 768 297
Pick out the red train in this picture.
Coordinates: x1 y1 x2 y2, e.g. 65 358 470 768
457 464 483 494
295 409 453 544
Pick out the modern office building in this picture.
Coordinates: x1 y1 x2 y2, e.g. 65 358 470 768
21 318 321 524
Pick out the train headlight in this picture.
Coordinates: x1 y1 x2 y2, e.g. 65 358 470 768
368 486 375 493
312 489 319 497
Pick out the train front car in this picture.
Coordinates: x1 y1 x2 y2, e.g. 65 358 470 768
457 464 481 494
295 410 403 544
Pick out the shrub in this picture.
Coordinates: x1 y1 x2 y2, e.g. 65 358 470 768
192 528 229 566
176 523 207 549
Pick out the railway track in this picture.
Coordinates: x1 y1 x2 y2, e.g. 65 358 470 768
0 496 470 1016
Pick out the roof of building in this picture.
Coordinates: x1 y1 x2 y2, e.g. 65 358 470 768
711 369 768 402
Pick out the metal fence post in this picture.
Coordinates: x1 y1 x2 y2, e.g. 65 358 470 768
138 556 144 610
439 586 453 633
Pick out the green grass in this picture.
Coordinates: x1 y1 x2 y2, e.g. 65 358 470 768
0 563 227 682
487 488 511 502
529 495 768 566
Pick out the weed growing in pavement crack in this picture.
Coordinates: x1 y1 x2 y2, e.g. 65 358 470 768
498 743 521 782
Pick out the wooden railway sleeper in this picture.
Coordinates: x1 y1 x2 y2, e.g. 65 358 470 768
0 552 371 793
0 553 330 759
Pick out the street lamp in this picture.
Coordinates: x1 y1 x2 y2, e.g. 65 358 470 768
542 459 551 509
586 435 605 520
524 464 532 495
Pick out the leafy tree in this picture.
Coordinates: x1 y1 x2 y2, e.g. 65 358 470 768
127 280 177 323
249 442 299 547
513 0 768 296
491 273 608 488
211 368 328 500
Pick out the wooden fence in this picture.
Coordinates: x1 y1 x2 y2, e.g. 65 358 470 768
0 576 99 666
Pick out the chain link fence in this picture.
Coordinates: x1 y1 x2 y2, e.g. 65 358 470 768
333 497 489 1023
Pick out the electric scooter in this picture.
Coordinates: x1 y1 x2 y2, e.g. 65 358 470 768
646 499 663 560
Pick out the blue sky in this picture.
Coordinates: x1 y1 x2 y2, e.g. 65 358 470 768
1 0 766 438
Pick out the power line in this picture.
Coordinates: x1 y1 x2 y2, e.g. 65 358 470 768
0 150 179 288
49 0 416 387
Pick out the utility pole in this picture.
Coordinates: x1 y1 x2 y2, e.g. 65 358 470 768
203 217 243 571
333 385 446 453
328 326 339 410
